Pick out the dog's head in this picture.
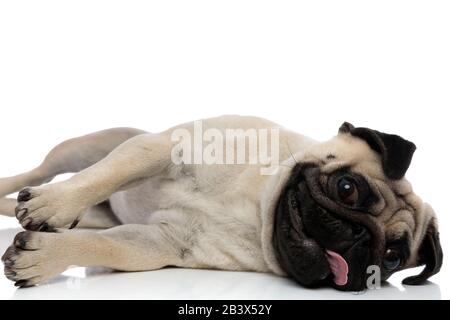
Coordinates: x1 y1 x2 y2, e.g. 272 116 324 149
268 123 442 291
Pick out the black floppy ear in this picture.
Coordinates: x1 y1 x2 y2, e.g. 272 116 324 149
338 122 417 180
402 223 443 285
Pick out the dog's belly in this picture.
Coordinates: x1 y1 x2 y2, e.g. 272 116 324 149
108 178 165 224
108 173 262 225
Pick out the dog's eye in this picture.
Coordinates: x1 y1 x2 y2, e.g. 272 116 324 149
337 177 359 205
383 248 402 271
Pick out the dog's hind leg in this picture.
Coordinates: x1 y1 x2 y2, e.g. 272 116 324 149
0 127 146 199
14 133 173 231
0 197 16 217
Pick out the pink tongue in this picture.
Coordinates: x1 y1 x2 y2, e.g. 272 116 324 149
325 250 349 286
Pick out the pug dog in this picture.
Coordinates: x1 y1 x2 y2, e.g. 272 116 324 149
0 115 443 291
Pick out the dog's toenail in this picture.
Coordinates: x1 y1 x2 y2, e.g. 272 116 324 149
40 223 56 232
18 190 31 202
15 208 28 220
22 218 32 228
5 270 17 277
15 280 30 287
4 259 14 267
69 219 80 229
15 238 26 248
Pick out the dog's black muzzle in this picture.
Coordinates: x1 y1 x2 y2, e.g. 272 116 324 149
273 164 384 291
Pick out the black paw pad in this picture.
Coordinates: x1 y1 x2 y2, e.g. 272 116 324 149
18 189 32 202
13 232 30 249
15 280 33 288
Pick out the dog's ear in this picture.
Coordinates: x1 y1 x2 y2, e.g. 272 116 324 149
338 122 416 180
402 222 443 285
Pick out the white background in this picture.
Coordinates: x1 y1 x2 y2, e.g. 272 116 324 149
0 0 449 299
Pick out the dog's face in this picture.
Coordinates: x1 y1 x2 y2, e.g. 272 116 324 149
273 122 443 291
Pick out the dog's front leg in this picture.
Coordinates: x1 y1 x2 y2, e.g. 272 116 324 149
2 224 188 287
15 133 173 231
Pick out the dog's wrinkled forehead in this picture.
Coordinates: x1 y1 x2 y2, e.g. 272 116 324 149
338 122 416 180
303 122 416 181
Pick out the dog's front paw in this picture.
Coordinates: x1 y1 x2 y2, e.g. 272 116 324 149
2 231 67 287
15 183 85 231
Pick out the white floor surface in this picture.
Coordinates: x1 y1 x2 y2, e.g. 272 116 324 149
0 218 446 300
